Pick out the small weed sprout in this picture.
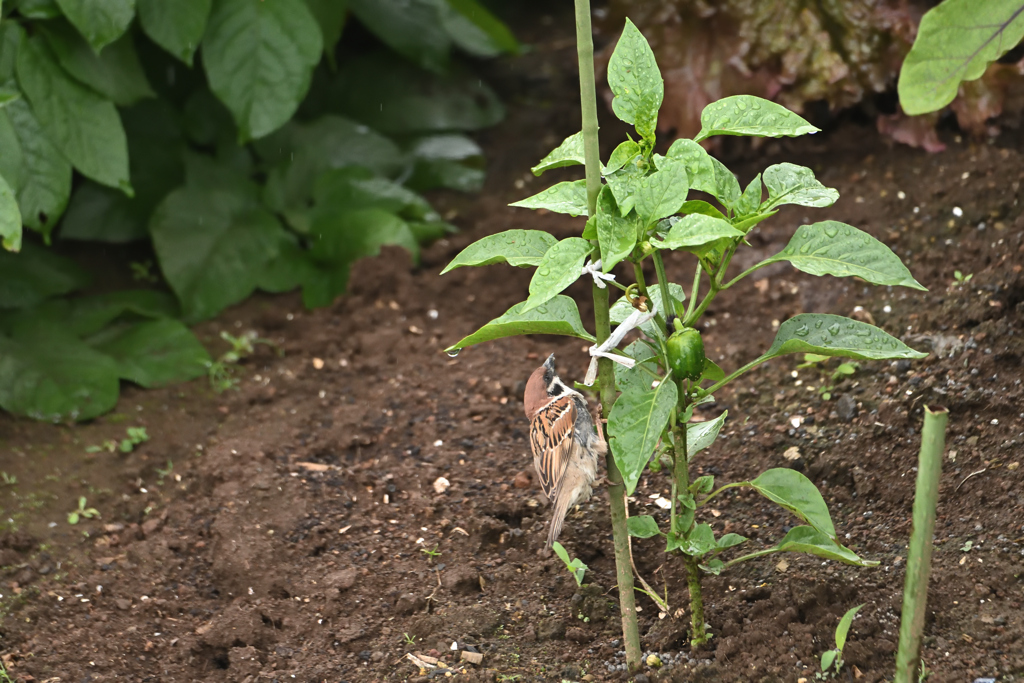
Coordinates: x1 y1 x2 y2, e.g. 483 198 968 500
67 497 99 525
402 632 416 646
952 270 972 286
420 545 441 563
156 460 174 484
86 427 149 454
0 472 15 486
130 260 159 283
960 540 973 552
818 604 864 678
797 354 858 400
551 541 588 586
207 331 280 392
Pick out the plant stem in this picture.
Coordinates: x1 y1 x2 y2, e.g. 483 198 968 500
684 264 701 321
575 0 641 672
704 356 768 396
652 251 674 330
699 481 749 507
670 406 708 649
895 405 948 683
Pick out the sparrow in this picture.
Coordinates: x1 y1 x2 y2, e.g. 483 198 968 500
524 354 606 548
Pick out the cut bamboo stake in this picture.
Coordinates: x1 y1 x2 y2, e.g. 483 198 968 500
574 0 642 671
894 405 948 683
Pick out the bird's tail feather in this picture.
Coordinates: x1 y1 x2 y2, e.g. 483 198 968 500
546 489 574 548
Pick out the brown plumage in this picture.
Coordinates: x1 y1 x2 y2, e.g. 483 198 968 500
524 354 605 547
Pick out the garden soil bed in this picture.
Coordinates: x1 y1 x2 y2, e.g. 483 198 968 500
2 16 1024 683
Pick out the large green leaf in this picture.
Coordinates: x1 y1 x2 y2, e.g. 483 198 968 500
763 314 927 362
735 173 762 216
750 468 836 539
0 326 119 421
596 185 635 272
41 20 154 106
308 207 418 266
531 130 584 176
627 515 662 539
89 318 210 388
137 0 211 66
710 156 741 209
349 0 449 72
8 0 62 20
694 95 819 142
0 23 23 83
441 229 556 274
330 51 504 135
510 179 589 217
608 377 676 495
440 0 518 58
677 523 717 557
259 115 403 212
202 0 322 140
304 0 349 67
605 140 640 174
445 295 593 354
774 526 877 567
761 163 838 210
763 221 925 290
522 237 591 313
54 0 135 52
60 100 186 243
615 340 657 395
650 213 742 251
0 171 21 251
0 241 89 308
0 289 178 337
257 231 350 309
607 18 663 139
0 98 72 236
605 162 644 216
16 36 130 192
898 0 1024 116
635 161 688 226
686 410 727 456
312 167 438 221
149 186 283 322
405 133 484 193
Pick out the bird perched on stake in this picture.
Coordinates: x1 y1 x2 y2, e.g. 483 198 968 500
524 354 605 548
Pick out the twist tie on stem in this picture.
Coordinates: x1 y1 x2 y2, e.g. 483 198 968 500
582 259 616 289
583 308 657 386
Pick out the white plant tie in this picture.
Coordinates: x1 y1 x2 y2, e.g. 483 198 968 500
583 308 657 386
581 259 616 289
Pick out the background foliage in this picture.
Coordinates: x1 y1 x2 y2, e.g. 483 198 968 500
0 0 516 422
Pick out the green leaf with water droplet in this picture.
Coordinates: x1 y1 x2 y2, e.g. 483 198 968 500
606 139 641 174
751 468 837 539
678 200 725 220
608 375 676 496
531 130 585 176
735 173 762 216
627 515 662 538
765 221 926 290
763 313 927 362
650 214 743 251
521 237 592 312
762 163 838 210
687 410 727 455
774 526 877 567
694 95 819 143
445 294 594 353
615 340 658 395
665 139 716 195
607 18 663 139
509 179 589 217
605 163 644 216
596 186 636 272
898 0 1024 116
635 161 688 227
441 229 556 274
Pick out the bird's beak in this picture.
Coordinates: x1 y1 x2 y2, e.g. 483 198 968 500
543 354 556 371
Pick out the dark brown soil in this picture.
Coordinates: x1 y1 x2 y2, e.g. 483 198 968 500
2 15 1024 683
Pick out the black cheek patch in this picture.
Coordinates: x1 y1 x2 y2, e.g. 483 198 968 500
548 383 564 397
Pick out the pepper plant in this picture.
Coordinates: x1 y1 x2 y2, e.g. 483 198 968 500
441 12 926 668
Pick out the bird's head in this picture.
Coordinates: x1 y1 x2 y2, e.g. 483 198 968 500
524 354 571 420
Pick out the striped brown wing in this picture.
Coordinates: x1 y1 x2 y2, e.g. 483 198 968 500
529 394 577 500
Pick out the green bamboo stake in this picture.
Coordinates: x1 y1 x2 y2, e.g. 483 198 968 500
894 405 948 683
574 0 642 672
